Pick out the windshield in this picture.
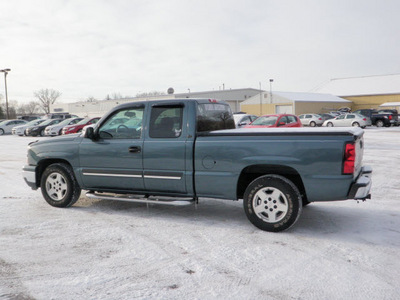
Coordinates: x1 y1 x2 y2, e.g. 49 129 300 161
77 118 90 125
23 119 44 126
58 118 76 126
251 116 278 126
40 119 57 126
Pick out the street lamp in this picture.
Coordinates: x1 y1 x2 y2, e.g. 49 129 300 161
269 79 274 103
0 68 11 119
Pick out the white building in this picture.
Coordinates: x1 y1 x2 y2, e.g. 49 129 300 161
50 88 262 117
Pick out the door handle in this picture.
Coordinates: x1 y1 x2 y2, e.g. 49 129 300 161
129 146 141 153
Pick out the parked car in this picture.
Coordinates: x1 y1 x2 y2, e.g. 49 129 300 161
18 115 41 121
233 113 258 128
12 119 46 136
245 114 302 128
0 119 27 135
44 117 84 136
62 117 100 135
298 114 323 127
353 108 398 127
319 113 336 122
338 107 352 113
42 113 79 120
25 119 63 136
329 111 342 117
323 113 368 128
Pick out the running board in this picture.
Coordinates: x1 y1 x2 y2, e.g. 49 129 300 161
85 192 195 206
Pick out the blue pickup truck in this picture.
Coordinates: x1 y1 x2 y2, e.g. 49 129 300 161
23 99 372 232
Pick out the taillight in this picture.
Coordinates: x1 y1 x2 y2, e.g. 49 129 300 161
318 118 322 120
343 143 355 175
363 118 366 121
389 115 392 120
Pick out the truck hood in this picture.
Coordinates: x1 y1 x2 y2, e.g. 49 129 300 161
29 134 81 147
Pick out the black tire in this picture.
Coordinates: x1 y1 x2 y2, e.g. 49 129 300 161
0 129 4 135
327 122 334 127
40 163 81 207
352 122 360 127
243 175 302 232
59 129 63 135
40 129 45 136
376 120 384 127
310 121 316 127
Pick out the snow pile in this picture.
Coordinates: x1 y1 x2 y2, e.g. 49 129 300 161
0 129 399 299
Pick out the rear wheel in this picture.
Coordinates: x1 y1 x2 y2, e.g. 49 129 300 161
243 175 302 232
352 122 360 127
40 163 81 207
310 121 316 127
376 120 384 127
0 129 4 135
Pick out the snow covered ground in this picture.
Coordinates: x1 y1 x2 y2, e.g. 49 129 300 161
0 128 399 300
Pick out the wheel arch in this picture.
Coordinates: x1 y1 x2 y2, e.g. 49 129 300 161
237 164 307 201
36 159 73 188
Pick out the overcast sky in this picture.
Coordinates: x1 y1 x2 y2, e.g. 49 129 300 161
1 0 399 104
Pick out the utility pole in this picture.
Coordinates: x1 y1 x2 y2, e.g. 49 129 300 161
0 68 11 119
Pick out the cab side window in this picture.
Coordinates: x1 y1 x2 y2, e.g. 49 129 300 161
98 107 144 139
279 116 288 124
149 105 183 138
287 116 297 123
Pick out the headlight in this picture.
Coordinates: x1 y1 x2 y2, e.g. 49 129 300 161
32 127 38 130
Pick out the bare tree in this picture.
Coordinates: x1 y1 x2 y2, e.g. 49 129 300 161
86 96 97 102
25 101 40 114
136 91 165 97
34 89 62 113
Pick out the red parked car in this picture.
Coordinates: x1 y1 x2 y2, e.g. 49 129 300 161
245 114 302 128
62 117 100 135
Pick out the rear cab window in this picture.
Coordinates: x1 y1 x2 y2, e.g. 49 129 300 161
196 102 235 132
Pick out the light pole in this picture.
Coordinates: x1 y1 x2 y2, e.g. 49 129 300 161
0 68 11 119
269 79 274 103
259 82 262 115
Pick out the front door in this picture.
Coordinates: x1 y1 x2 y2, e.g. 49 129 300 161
78 105 145 192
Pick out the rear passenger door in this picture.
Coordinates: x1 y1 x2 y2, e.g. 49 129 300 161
142 103 192 195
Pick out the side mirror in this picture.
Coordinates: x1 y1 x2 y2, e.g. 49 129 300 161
84 126 96 140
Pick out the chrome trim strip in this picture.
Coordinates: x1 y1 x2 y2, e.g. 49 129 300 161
144 175 182 180
83 172 142 178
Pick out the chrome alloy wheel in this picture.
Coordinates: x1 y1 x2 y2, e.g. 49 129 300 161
252 187 289 223
45 172 68 201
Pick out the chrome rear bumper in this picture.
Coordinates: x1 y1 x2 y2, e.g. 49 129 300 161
348 166 372 200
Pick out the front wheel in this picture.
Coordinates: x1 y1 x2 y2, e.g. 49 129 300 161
327 122 334 127
376 120 384 127
40 163 81 207
0 129 4 135
243 175 302 232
